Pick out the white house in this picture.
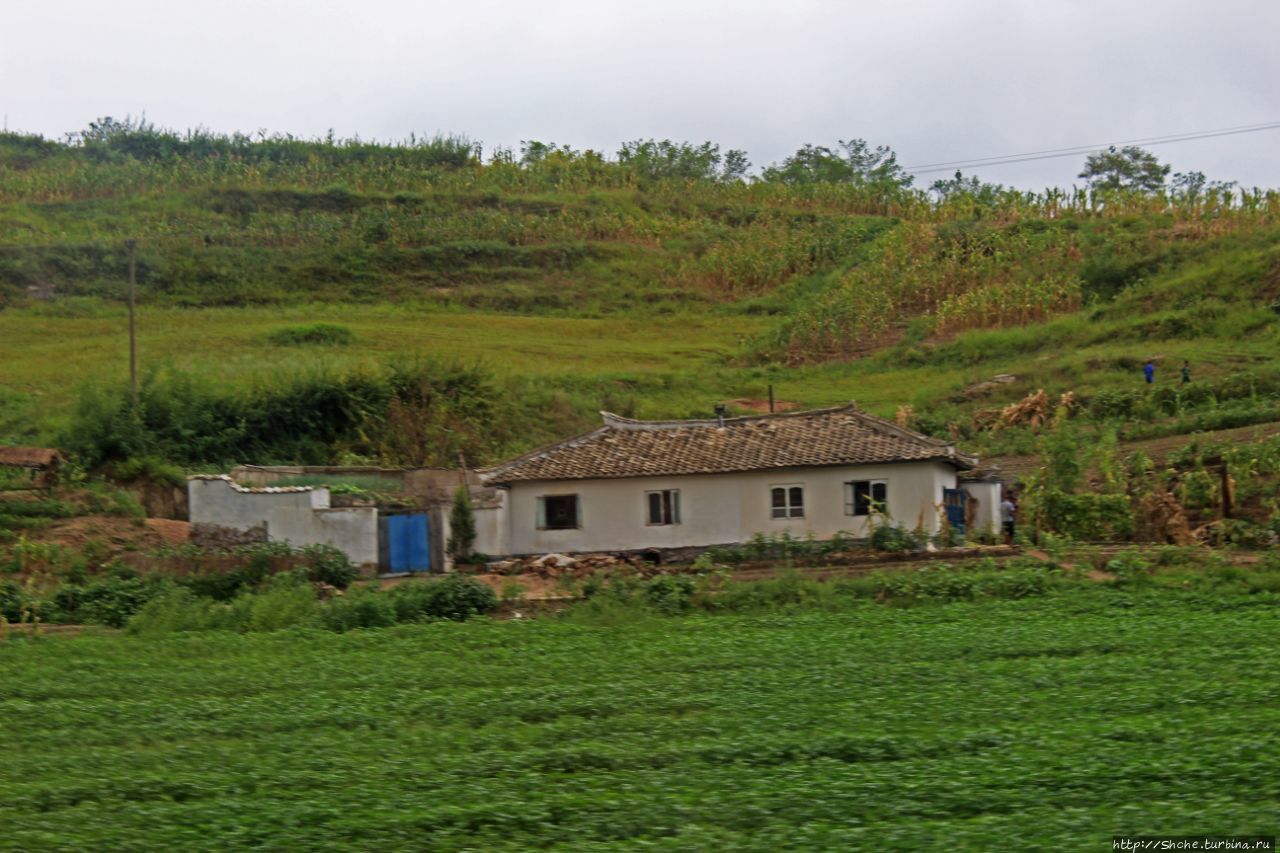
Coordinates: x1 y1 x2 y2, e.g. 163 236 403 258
474 403 982 557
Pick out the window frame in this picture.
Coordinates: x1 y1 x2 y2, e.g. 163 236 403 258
845 479 888 517
645 489 681 526
536 494 581 530
769 484 805 519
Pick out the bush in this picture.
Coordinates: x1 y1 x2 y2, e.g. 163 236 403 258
225 576 321 632
0 580 30 621
870 524 924 553
643 574 696 615
318 588 397 632
55 577 172 627
266 323 355 346
386 574 497 622
447 486 476 563
127 588 223 635
299 544 358 588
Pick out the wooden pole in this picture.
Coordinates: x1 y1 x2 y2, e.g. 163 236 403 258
126 239 137 406
768 384 775 413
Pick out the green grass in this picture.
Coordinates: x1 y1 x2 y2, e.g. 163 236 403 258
2 128 1279 465
2 590 1277 848
0 302 770 423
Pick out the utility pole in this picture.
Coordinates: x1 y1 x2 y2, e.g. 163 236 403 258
126 238 137 405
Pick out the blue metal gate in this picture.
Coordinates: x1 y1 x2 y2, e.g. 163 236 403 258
943 488 968 536
386 514 431 573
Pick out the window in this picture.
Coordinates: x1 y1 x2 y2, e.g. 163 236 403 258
646 490 681 525
845 480 888 516
770 485 804 519
536 494 579 529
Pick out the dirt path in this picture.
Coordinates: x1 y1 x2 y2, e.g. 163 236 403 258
990 420 1280 481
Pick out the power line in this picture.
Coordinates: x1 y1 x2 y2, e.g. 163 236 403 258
904 121 1280 176
906 120 1280 170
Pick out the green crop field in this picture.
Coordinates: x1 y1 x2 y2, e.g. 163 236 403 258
3 590 1278 849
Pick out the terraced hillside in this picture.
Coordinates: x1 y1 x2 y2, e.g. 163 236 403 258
1 124 1279 475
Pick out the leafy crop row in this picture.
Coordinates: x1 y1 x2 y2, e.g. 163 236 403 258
1 590 1277 848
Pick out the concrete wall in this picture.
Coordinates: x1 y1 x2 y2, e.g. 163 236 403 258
229 464 470 507
473 492 509 559
268 506 379 567
189 477 326 528
961 481 1002 537
499 461 958 555
188 477 377 567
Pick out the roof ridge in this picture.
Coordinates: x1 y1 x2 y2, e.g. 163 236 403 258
601 402 861 431
844 408 952 448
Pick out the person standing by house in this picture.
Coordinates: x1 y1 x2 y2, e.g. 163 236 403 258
1000 494 1016 543
1143 360 1155 385
1181 360 1192 384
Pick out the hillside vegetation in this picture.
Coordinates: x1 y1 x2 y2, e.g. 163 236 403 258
1 120 1279 474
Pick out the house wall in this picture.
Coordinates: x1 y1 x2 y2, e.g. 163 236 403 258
473 494 509 559
961 481 1002 537
501 461 958 555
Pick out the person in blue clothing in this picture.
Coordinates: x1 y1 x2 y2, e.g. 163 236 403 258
1143 360 1155 384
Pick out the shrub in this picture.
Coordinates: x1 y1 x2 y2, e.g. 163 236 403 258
387 574 497 622
1106 550 1154 585
870 524 924 552
446 486 476 563
319 588 397 632
56 577 171 627
127 588 223 635
226 576 321 632
299 544 358 588
643 574 696 615
265 323 355 346
0 580 29 621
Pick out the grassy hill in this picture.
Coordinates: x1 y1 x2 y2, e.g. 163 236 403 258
2 124 1279 477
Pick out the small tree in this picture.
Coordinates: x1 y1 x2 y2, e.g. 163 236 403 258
1078 145 1170 193
447 486 476 564
762 138 913 189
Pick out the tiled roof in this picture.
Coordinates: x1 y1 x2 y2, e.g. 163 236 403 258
0 447 63 469
481 404 976 484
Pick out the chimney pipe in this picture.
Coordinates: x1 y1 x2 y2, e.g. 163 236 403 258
714 404 727 428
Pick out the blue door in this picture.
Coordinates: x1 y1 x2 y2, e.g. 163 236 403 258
387 514 431 572
943 488 968 536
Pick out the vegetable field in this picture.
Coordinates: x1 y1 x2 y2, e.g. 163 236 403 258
3 591 1278 849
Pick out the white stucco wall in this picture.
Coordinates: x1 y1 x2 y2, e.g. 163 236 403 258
961 481 1002 537
499 461 959 555
267 506 379 566
473 496 508 561
189 477 328 529
188 477 377 567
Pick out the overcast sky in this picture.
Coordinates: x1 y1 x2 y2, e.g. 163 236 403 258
6 0 1279 190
